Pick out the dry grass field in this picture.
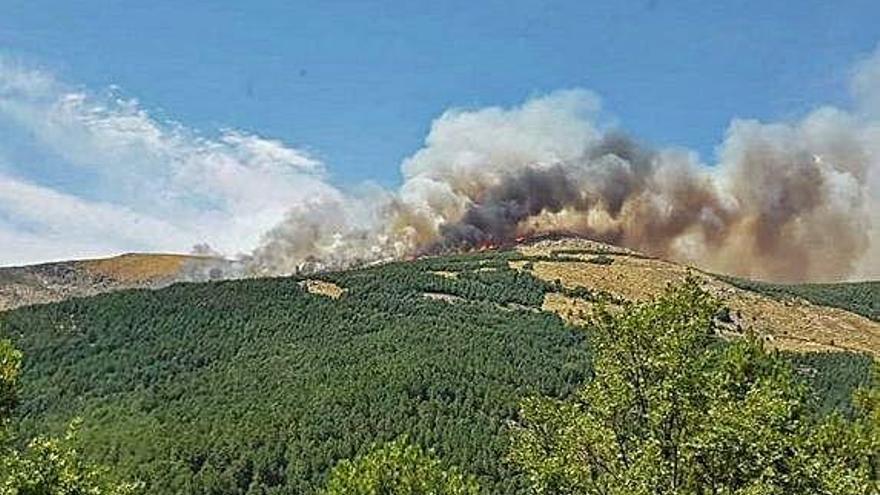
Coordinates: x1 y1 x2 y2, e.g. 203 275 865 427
513 238 880 357
0 253 234 312
81 253 201 282
299 279 346 299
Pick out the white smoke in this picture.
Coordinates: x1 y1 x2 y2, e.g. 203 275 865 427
254 48 880 282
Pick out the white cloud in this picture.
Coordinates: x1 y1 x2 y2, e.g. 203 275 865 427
0 57 340 265
1 49 877 280
851 44 880 118
0 172 191 264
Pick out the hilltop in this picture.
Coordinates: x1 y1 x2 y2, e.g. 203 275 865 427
0 253 238 312
0 240 876 493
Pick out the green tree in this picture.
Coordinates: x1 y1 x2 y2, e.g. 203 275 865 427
0 339 139 495
509 279 879 495
0 340 20 431
321 437 482 495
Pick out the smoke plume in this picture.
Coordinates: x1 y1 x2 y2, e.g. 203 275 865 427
251 52 880 282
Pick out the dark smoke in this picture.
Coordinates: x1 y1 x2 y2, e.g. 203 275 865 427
431 133 721 256
252 71 880 282
435 166 584 250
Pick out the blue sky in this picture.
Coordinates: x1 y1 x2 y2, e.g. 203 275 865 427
5 0 878 184
1 1 879 267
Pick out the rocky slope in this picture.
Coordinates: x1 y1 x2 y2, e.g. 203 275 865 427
0 253 238 312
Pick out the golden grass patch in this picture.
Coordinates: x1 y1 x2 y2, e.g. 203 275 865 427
541 292 598 325
299 279 346 299
430 271 459 279
82 253 197 282
513 239 880 357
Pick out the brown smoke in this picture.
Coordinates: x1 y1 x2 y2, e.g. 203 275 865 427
250 52 880 282
413 120 873 282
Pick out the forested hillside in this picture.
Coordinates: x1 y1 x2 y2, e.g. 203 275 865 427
0 249 875 494
2 252 589 493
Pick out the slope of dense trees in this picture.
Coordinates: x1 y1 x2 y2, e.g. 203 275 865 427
0 251 874 494
0 254 588 494
788 351 875 416
721 277 879 321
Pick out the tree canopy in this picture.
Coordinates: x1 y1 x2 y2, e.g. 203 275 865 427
0 339 139 495
321 437 481 495
509 279 879 494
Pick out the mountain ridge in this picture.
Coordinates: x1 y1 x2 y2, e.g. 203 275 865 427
1 237 878 356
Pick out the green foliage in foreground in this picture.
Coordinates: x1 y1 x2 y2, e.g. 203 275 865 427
720 276 879 321
0 339 138 495
0 340 19 427
509 279 879 494
321 437 480 495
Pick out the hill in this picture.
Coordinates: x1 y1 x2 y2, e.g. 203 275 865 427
514 238 880 355
2 239 877 357
0 242 876 494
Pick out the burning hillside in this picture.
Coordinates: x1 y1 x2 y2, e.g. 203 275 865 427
249 89 879 282
2 51 878 282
